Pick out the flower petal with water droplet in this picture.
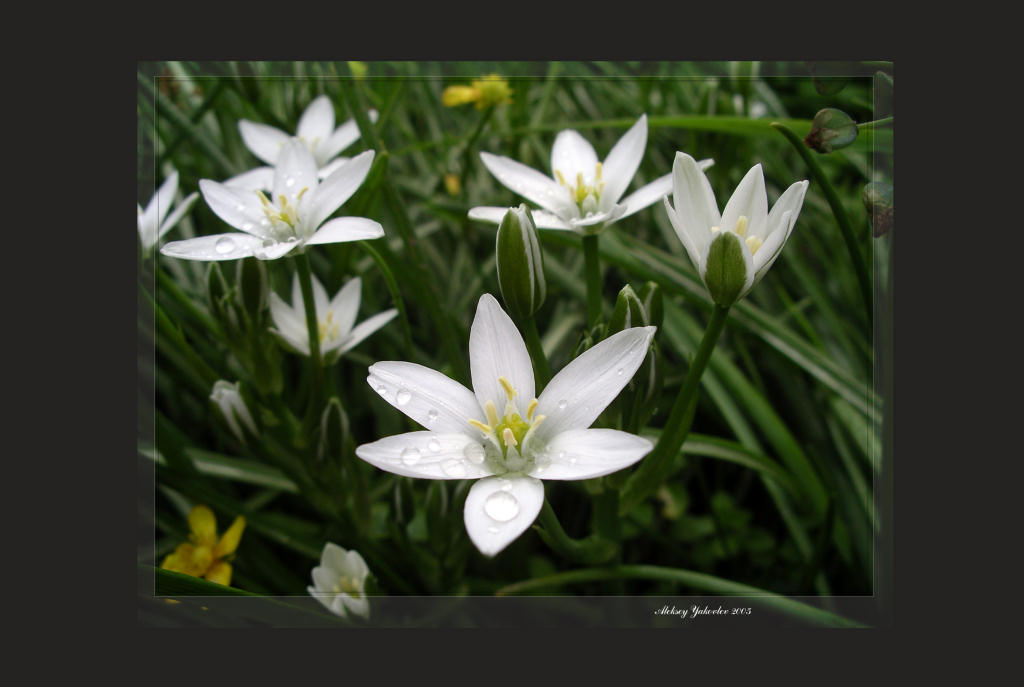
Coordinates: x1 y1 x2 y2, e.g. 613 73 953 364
463 476 544 556
355 432 493 480
368 361 483 432
528 429 652 480
160 233 264 261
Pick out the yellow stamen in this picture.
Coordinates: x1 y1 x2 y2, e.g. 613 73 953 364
468 419 492 435
484 400 500 427
296 186 309 201
745 235 763 255
257 190 272 207
526 398 538 420
595 162 603 182
498 376 517 401
734 215 749 237
555 170 567 186
502 427 518 448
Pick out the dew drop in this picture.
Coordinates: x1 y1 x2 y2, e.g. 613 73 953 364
376 385 388 398
241 222 254 231
285 177 296 188
487 526 500 534
400 447 421 466
557 451 566 460
396 388 412 406
557 399 568 410
569 456 578 465
484 491 519 522
235 204 246 212
441 459 466 478
428 438 441 453
214 237 236 254
463 443 485 465
616 367 624 376
427 409 439 423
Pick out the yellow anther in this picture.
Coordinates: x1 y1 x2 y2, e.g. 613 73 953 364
526 398 539 420
296 186 309 201
595 162 603 181
555 170 567 186
278 194 289 207
734 215 749 237
257 190 272 207
484 400 500 427
498 376 517 401
576 172 584 188
745 235 763 255
468 419 492 435
711 226 720 233
502 427 518 448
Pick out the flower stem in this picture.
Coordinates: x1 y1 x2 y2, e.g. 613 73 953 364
619 304 731 515
535 500 617 565
582 234 603 326
293 252 324 422
522 316 551 387
459 105 495 186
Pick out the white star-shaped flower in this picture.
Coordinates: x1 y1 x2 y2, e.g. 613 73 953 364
160 140 383 262
269 272 397 361
308 542 370 619
225 95 379 192
137 169 198 252
469 114 713 235
356 294 656 556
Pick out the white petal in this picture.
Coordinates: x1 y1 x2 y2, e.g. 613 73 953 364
664 196 704 274
329 595 351 618
551 129 599 185
344 549 369 581
157 192 199 240
671 152 720 258
765 179 809 240
529 429 652 480
340 594 370 619
151 170 179 230
273 138 320 207
159 233 262 261
329 277 361 337
296 95 335 148
534 326 656 441
367 361 484 433
468 206 573 231
311 565 338 593
479 152 576 217
309 150 374 230
224 167 274 192
355 431 493 480
469 294 535 417
754 180 807 276
600 115 647 208
254 240 301 261
617 173 671 220
569 205 624 230
335 309 397 355
319 108 377 162
311 273 330 316
199 179 272 237
464 476 544 557
316 156 350 179
269 292 305 343
720 163 768 240
306 217 384 245
238 120 289 165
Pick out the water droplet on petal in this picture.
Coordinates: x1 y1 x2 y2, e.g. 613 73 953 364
214 237 235 254
376 385 388 398
241 222 254 231
499 480 513 492
557 451 566 460
487 526 500 534
569 456 578 465
463 443 485 465
484 491 519 522
428 438 441 453
285 177 296 188
441 459 466 478
616 368 624 376
400 447 421 466
427 409 439 423
557 399 568 410
396 388 412 406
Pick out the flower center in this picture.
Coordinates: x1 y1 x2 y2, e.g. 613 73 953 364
332 576 362 596
257 188 308 239
467 376 546 474
711 215 763 254
318 311 340 344
555 162 604 215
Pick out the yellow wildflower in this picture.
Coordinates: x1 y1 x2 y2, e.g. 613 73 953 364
161 505 245 586
442 74 513 110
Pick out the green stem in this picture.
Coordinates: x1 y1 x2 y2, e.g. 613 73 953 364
857 116 893 131
522 316 551 387
620 304 731 514
582 234 603 326
535 500 616 565
156 268 219 335
358 240 414 357
770 122 872 322
459 105 494 185
293 252 324 422
493 565 865 628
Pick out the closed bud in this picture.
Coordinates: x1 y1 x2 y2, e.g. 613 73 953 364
236 257 268 323
804 108 859 153
703 231 749 307
496 205 546 322
606 284 648 338
638 282 663 332
210 380 257 442
862 182 893 237
317 397 351 465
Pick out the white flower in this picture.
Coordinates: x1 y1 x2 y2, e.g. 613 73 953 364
468 114 713 235
209 380 257 442
308 542 370 619
356 294 656 556
269 272 397 360
664 152 809 305
160 140 383 262
225 95 379 191
137 170 198 252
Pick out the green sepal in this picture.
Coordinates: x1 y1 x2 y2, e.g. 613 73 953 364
496 205 546 322
704 232 749 307
638 281 663 332
605 284 647 338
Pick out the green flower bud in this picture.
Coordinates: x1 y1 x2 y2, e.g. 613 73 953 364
317 397 351 465
236 257 268 324
804 108 859 153
496 205 546 322
862 182 893 237
703 231 749 307
606 284 647 338
638 281 663 332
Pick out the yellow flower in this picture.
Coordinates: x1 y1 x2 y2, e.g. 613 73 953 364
442 74 513 110
161 505 245 586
